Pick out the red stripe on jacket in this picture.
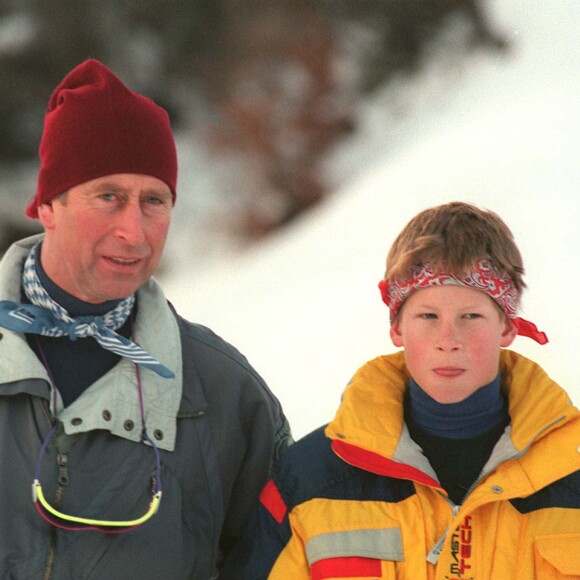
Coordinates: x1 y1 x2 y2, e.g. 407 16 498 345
311 556 382 579
332 439 441 489
259 479 288 524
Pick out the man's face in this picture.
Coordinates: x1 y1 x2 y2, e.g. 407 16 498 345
390 285 517 403
37 173 173 303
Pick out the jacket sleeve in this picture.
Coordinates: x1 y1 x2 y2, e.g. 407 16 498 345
174 315 293 570
217 383 293 563
219 479 312 579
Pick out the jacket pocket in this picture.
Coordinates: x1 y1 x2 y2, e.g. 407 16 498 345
305 528 402 579
534 534 580 578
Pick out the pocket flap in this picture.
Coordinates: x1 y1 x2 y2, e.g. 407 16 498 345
305 527 403 565
535 534 580 575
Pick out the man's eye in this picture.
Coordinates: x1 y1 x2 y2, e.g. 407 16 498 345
144 194 171 206
99 193 116 201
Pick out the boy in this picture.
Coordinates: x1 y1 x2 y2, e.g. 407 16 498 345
221 202 580 579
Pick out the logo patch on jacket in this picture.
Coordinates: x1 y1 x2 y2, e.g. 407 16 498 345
447 515 474 579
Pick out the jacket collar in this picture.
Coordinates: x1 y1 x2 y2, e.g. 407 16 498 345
325 350 578 487
0 235 183 451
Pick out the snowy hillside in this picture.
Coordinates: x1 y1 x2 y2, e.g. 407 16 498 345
163 0 580 438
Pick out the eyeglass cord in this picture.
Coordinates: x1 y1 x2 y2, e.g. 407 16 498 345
31 316 163 532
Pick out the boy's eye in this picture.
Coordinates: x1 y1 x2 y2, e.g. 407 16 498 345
419 313 438 320
464 313 482 319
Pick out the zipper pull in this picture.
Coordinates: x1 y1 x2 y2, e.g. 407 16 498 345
57 453 69 487
427 500 461 565
427 527 448 564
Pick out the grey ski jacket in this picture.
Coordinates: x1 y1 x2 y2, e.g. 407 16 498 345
0 236 291 579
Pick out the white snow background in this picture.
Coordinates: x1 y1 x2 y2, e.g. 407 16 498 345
163 0 580 439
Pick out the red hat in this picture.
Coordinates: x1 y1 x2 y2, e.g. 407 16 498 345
26 59 177 218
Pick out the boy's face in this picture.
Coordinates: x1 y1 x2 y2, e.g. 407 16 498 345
390 285 517 403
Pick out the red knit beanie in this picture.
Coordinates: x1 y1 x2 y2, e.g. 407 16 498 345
26 59 178 218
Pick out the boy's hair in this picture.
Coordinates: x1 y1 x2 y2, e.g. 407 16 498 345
384 202 526 297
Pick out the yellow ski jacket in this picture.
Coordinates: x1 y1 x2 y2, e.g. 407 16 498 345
222 350 580 579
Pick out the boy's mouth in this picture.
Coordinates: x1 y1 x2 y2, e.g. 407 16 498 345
433 367 465 378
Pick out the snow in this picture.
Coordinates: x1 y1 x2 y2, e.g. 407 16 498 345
162 0 580 439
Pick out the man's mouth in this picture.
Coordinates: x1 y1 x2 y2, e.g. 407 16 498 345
110 257 140 264
103 256 144 268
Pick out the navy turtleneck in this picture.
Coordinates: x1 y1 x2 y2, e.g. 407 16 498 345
407 375 509 439
35 250 124 318
405 375 510 504
24 244 133 407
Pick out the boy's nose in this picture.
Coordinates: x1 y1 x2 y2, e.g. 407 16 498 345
436 321 462 351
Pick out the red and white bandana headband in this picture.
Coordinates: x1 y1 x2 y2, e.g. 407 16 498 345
378 259 548 344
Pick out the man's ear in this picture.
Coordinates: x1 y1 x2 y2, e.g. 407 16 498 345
500 316 518 348
37 203 56 229
390 317 404 348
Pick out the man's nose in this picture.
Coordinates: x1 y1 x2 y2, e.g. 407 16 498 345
114 202 146 245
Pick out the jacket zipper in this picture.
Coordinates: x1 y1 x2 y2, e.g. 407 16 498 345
35 370 76 579
38 388 72 580
426 498 459 565
426 415 567 569
461 414 567 505
35 400 57 580
42 451 69 580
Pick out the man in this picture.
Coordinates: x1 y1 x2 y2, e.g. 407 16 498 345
0 59 291 579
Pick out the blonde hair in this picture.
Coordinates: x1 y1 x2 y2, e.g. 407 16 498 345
384 202 526 297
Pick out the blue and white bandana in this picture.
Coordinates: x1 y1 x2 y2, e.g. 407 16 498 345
0 243 174 379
